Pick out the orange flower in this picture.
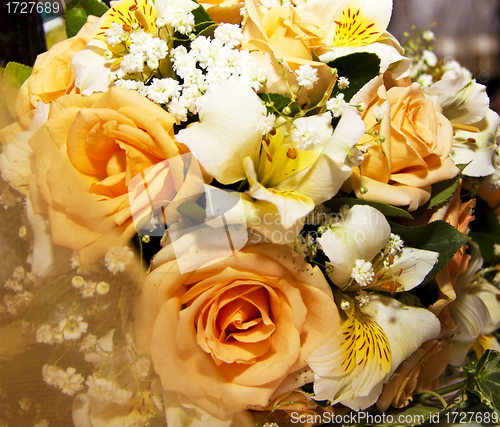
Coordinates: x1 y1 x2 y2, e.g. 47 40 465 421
133 244 339 420
16 15 98 118
29 88 186 266
348 76 460 210
430 180 476 318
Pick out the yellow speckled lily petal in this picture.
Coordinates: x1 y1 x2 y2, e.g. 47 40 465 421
309 294 441 410
92 0 157 42
332 0 392 47
308 296 391 403
243 157 315 230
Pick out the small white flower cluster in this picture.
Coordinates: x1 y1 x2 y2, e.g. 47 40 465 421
86 375 134 405
3 266 35 316
104 246 134 275
118 30 169 75
371 105 385 122
292 120 322 150
345 147 365 168
494 243 500 258
71 275 110 298
351 259 375 287
296 64 318 90
326 93 347 117
36 315 88 344
79 333 98 353
288 234 316 259
422 30 435 42
410 50 438 89
383 233 404 258
105 22 127 47
164 8 195 35
116 24 266 123
337 76 350 90
355 290 370 307
259 113 276 135
42 364 85 396
130 357 151 379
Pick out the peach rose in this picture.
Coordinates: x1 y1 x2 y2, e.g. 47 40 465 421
202 0 244 24
15 15 98 118
133 244 339 420
348 76 460 210
29 88 187 266
376 338 451 411
242 1 334 106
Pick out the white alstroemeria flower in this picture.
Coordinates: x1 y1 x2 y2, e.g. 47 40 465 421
425 69 489 126
155 0 199 23
72 47 121 95
450 109 500 177
318 205 438 290
176 81 365 241
308 294 441 410
448 242 500 365
308 0 411 78
425 68 498 176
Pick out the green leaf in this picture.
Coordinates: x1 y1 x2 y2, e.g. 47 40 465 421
469 197 500 265
325 198 414 219
464 349 500 415
259 92 295 114
426 164 468 210
192 3 213 25
326 52 381 102
65 0 109 38
389 220 470 283
3 62 32 119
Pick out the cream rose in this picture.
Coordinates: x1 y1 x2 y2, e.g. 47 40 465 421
16 15 98 119
348 76 460 210
133 243 339 420
29 88 187 266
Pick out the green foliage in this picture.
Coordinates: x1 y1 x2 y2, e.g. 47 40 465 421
65 0 109 38
426 164 468 210
464 350 500 415
390 220 470 283
469 197 500 264
325 198 414 219
3 62 33 119
259 92 296 114
326 52 381 102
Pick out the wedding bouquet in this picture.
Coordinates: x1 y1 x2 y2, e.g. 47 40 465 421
1 0 500 426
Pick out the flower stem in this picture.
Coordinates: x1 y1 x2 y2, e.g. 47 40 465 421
434 380 467 396
414 389 448 409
